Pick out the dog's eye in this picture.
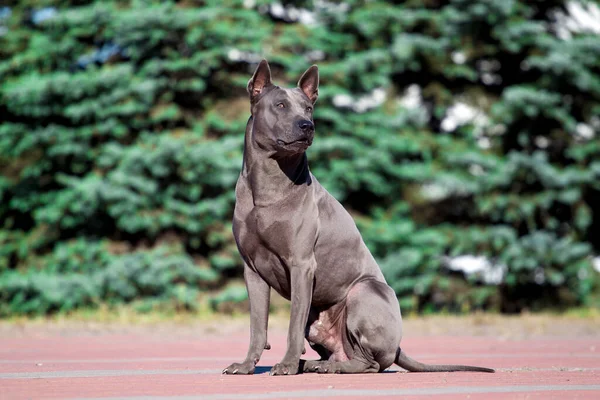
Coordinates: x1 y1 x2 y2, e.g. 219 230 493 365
276 103 285 108
306 106 313 113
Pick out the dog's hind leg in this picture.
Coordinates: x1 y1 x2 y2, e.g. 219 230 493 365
304 279 401 374
303 358 379 374
304 306 339 361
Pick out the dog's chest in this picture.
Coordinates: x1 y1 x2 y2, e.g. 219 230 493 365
238 201 315 263
233 208 293 297
233 185 319 295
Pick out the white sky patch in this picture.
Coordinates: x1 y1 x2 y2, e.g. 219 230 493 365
262 2 317 26
553 1 600 40
420 183 450 202
576 122 595 140
0 7 8 36
260 1 349 26
593 257 600 273
333 88 386 113
269 2 285 18
440 102 489 134
305 50 326 62
481 73 502 85
332 94 352 108
395 85 431 126
315 0 350 15
227 49 262 63
31 7 57 25
398 84 422 110
476 137 492 149
535 136 550 148
451 51 467 65
468 164 485 176
445 255 506 285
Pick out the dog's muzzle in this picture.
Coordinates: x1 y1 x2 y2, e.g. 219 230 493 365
276 119 314 150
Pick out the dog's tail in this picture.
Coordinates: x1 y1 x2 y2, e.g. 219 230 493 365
394 347 494 373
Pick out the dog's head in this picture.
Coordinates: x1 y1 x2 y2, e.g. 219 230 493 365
247 60 319 157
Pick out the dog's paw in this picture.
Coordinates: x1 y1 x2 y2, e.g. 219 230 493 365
222 361 255 375
269 361 300 376
303 360 339 374
303 360 320 372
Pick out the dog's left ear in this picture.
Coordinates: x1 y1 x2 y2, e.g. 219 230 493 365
298 65 319 104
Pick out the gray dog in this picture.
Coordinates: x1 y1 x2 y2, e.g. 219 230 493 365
222 60 494 376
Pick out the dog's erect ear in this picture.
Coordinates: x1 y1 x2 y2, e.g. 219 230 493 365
297 65 319 104
247 60 272 101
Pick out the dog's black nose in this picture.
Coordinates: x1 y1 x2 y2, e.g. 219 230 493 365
298 120 314 132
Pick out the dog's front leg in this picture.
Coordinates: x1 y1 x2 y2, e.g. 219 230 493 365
223 263 270 375
270 264 315 376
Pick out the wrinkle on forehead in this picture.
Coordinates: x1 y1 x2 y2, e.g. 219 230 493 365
264 87 309 104
282 88 311 113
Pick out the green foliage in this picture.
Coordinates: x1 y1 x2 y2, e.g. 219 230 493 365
209 284 249 314
1 0 599 316
0 241 218 316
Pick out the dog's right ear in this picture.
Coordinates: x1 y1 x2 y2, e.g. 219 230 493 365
247 60 272 101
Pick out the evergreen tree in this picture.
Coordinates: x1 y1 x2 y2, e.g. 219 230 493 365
1 0 598 315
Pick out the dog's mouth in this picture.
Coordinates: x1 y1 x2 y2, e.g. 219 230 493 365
277 138 312 148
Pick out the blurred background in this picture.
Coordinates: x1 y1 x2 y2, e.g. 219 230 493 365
0 0 599 319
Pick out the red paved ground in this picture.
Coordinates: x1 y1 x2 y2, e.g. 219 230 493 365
1 325 599 399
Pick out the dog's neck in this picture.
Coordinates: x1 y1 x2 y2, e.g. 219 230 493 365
242 117 311 207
